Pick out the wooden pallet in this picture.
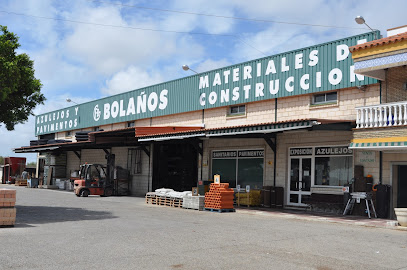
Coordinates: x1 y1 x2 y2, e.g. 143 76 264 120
145 197 159 205
145 193 183 208
204 208 235 213
155 196 168 206
145 193 158 205
172 199 183 208
15 180 27 186
0 224 15 228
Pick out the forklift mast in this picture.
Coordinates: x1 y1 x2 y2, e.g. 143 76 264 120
105 154 115 187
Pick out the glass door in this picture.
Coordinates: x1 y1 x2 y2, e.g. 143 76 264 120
288 157 311 206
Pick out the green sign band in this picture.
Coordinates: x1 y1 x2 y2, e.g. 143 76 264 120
36 32 378 136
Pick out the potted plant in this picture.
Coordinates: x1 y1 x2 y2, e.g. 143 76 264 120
394 208 407 227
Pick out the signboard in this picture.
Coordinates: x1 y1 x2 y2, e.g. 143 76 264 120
358 151 376 163
212 151 238 159
213 150 264 159
214 174 220 184
236 185 241 192
35 32 378 135
315 146 352 156
246 185 250 192
290 146 353 156
238 150 264 158
290 148 313 156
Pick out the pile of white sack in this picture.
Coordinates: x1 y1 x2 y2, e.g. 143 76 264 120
155 188 192 198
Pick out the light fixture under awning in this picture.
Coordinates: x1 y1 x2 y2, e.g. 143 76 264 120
137 133 206 142
14 146 60 153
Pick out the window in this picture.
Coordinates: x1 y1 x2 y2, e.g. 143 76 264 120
315 156 352 186
127 121 135 127
65 131 72 137
127 149 142 174
211 150 264 189
93 126 100 131
312 92 337 105
228 105 246 116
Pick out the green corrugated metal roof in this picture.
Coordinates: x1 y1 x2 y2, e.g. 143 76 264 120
35 32 378 136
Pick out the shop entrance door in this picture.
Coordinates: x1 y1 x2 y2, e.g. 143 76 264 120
397 165 407 207
288 158 311 206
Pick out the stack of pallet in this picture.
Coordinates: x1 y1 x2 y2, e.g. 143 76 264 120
15 179 27 186
145 190 190 208
204 183 235 212
0 189 16 227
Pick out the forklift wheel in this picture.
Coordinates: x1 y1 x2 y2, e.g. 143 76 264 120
81 189 90 197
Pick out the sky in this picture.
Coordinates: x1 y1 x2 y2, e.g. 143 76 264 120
1 0 406 163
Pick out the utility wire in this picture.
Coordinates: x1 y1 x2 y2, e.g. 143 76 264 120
0 10 234 37
0 10 268 56
87 0 367 30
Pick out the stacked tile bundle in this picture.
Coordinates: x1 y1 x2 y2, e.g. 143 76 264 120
204 183 234 210
0 189 16 227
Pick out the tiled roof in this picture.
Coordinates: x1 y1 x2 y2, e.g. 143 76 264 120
350 32 407 52
135 119 354 138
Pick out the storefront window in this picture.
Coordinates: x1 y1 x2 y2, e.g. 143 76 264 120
315 156 352 186
237 158 263 189
212 149 264 189
212 159 237 188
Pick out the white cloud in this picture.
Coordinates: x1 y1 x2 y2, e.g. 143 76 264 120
63 5 175 75
0 118 37 163
102 66 164 95
168 0 236 34
30 48 93 95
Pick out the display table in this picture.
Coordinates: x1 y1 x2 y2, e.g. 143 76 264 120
343 192 377 218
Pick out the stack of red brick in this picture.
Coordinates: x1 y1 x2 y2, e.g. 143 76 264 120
204 183 234 210
0 189 16 226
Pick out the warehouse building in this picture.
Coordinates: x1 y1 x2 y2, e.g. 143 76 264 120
16 31 383 211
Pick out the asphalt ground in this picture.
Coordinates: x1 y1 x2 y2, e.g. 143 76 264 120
1 185 407 270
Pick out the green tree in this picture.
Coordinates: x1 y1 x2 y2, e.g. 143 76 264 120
0 25 45 130
26 161 37 168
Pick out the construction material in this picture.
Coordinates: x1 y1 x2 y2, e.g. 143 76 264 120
0 189 16 226
27 178 39 188
14 180 27 186
56 179 65 190
183 195 205 210
145 189 192 208
204 208 235 213
204 183 234 210
236 190 261 206
38 185 58 189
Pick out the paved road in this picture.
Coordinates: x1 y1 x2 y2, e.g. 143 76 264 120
1 185 407 270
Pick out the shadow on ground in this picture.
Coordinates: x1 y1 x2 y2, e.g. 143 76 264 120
15 205 117 227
